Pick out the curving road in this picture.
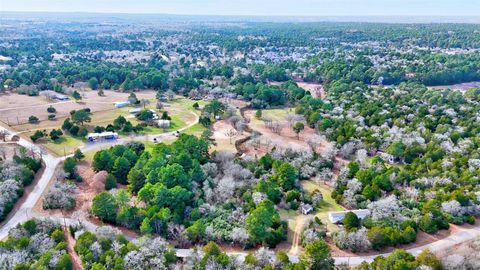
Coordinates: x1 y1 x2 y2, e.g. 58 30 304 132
2 118 480 265
0 126 63 240
0 110 199 239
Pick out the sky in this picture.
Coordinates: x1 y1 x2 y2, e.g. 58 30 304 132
1 0 480 17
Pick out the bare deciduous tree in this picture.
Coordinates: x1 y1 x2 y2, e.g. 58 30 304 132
271 121 284 134
224 128 238 144
140 98 150 109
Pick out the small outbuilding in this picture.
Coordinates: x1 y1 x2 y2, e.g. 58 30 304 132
301 203 314 215
157 120 171 129
55 94 69 101
114 101 130 108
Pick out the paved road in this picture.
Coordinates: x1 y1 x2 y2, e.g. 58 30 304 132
0 126 63 240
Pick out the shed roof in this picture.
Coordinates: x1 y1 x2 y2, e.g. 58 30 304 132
328 209 370 224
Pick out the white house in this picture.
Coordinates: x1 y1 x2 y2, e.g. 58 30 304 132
87 132 118 142
328 210 370 224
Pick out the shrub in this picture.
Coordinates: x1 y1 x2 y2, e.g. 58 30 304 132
466 215 476 225
74 149 85 160
30 130 45 142
43 182 76 210
368 226 389 250
343 212 360 231
47 106 56 113
78 127 88 138
105 174 117 190
28 115 39 124
92 192 118 223
401 226 417 244
69 125 79 136
49 129 63 141
63 157 77 178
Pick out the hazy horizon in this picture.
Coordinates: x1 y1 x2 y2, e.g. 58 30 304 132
2 11 480 24
2 0 480 17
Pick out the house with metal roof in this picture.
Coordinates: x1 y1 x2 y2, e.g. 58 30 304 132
328 209 370 224
114 101 130 108
87 132 118 142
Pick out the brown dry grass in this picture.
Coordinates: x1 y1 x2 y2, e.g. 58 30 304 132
211 120 248 152
0 90 156 130
243 109 329 154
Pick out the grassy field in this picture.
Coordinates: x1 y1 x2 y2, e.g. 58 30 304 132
83 149 96 162
170 98 207 116
249 107 294 130
182 123 207 136
40 136 84 157
260 108 294 121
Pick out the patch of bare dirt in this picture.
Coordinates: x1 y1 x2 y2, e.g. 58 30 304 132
74 161 107 213
64 227 84 270
211 120 248 152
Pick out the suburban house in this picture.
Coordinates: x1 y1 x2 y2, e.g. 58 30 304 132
328 209 370 224
300 203 314 215
87 132 118 142
114 101 130 108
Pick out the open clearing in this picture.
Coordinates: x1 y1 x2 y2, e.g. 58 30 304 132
211 120 248 152
296 82 325 98
3 92 201 156
242 108 331 156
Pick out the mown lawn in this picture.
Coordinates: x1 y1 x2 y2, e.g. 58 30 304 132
169 97 207 116
42 136 84 157
182 123 207 137
260 108 294 121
